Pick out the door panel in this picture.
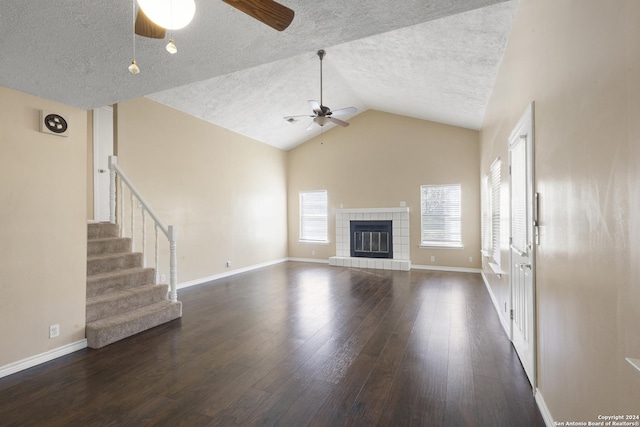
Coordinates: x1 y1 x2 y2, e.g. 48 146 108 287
509 102 536 389
93 107 114 222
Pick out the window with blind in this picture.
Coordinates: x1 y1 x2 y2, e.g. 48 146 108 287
420 184 462 248
510 141 527 255
299 190 328 242
481 174 491 255
490 159 501 266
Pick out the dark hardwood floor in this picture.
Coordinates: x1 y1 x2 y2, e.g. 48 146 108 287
0 262 545 426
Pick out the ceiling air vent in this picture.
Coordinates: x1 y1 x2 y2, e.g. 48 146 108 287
40 111 69 137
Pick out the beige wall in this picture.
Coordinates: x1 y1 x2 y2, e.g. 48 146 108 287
116 98 288 284
0 87 87 367
288 110 481 268
480 0 640 420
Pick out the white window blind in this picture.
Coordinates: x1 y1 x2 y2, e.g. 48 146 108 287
490 159 501 265
481 174 491 254
299 190 328 242
511 140 527 254
420 184 462 247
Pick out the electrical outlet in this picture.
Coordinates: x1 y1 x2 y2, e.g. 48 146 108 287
311 250 315 256
430 256 435 262
160 274 166 282
226 261 231 268
49 324 60 339
469 256 473 263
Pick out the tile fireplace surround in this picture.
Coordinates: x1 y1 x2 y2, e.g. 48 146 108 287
329 207 411 271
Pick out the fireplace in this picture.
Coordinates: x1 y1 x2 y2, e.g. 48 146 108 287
350 220 392 258
329 207 411 271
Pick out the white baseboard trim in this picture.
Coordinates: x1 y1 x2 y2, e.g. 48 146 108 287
481 271 510 336
288 257 330 264
412 264 482 274
535 388 555 427
0 339 87 379
177 258 289 290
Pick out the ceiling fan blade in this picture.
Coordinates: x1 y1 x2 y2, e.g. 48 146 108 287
329 106 357 116
222 0 294 31
308 100 322 115
135 8 166 39
305 120 318 131
328 117 350 127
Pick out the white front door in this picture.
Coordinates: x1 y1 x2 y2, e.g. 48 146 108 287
509 102 536 389
93 106 114 222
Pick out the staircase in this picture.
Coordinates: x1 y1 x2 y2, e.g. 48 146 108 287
86 222 182 349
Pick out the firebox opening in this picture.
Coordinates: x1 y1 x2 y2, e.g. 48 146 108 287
350 220 393 259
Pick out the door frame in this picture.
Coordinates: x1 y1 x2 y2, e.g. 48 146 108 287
508 101 537 391
92 106 114 222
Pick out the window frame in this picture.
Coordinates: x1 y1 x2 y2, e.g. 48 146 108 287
419 183 463 249
299 190 329 243
489 158 501 267
481 173 491 257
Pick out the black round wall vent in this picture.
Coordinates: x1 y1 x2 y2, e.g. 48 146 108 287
44 114 68 134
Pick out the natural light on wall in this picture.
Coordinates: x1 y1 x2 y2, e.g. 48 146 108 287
137 0 196 30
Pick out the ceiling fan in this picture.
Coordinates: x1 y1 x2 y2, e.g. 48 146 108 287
284 49 358 130
134 0 295 39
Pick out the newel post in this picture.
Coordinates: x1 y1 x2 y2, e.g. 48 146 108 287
168 225 178 302
108 156 117 224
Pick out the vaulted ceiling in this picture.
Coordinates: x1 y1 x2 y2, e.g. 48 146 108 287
0 0 518 150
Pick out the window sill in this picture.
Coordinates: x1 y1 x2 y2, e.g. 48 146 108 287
299 240 329 245
420 243 464 250
488 262 505 278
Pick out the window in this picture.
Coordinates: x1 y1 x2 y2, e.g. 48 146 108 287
481 174 491 255
299 190 328 242
420 184 462 248
490 158 501 266
482 159 502 274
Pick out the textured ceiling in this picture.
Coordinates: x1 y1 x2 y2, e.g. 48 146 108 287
0 0 518 150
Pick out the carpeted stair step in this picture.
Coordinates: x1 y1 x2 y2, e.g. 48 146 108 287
88 222 119 239
87 252 142 276
86 300 182 349
87 237 132 256
86 284 170 323
87 267 155 298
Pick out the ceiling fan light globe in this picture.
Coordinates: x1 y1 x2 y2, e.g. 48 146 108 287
137 0 196 30
314 116 330 126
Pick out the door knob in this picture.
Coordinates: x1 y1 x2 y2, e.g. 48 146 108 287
98 169 107 173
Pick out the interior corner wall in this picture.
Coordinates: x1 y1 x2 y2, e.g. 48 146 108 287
0 87 87 367
479 0 640 420
287 110 481 268
116 97 288 284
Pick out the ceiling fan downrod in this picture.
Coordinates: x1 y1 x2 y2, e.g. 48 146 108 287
318 49 325 108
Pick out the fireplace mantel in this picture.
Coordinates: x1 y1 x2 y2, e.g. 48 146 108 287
329 207 411 271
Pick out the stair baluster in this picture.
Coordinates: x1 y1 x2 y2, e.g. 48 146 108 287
154 223 160 285
142 208 147 268
130 192 135 252
119 177 125 238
